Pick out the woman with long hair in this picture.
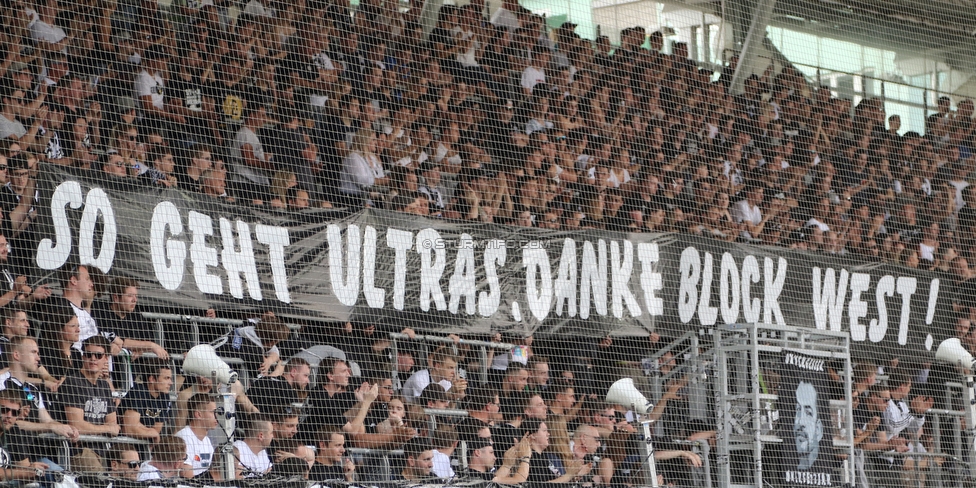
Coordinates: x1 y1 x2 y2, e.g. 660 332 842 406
339 129 388 207
108 124 146 173
38 311 83 394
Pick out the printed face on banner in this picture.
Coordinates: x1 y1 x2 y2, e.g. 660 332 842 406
793 381 823 469
780 351 836 486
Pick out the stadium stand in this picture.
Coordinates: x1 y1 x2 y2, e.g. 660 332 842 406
0 0 974 486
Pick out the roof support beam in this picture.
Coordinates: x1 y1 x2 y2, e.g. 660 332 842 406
730 0 778 94
418 0 444 40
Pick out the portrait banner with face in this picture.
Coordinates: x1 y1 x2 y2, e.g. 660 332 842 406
777 350 838 487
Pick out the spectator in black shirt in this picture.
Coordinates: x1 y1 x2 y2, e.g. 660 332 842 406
246 356 310 415
176 144 215 191
140 146 178 188
352 377 417 450
105 445 142 482
522 418 588 483
461 437 496 480
309 426 355 482
459 387 500 441
91 277 168 357
37 310 82 387
267 104 319 201
316 95 361 203
0 388 49 481
395 437 435 482
120 357 173 442
0 336 79 447
166 47 212 149
300 358 377 442
492 392 534 457
62 335 120 428
267 409 301 462
203 54 249 145
61 335 120 466
0 306 30 368
0 234 31 309
333 32 369 86
282 22 337 114
1 155 40 275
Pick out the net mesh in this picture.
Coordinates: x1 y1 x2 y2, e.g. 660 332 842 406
0 0 974 486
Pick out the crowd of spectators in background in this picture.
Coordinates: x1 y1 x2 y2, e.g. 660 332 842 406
3 0 976 272
0 0 974 485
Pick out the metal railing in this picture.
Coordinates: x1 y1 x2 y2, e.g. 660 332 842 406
346 407 469 481
670 439 713 488
140 312 245 352
38 434 149 472
718 47 954 111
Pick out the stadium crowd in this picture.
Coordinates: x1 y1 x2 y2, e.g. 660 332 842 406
0 0 973 268
0 0 973 486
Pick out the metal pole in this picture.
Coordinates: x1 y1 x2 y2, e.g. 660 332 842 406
750 324 763 486
417 0 443 40
701 11 710 63
640 419 659 487
479 346 488 385
391 336 400 389
715 328 731 487
933 414 943 488
843 337 856 484
729 0 778 94
220 384 238 481
964 372 976 478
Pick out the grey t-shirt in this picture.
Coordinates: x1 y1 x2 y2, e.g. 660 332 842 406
229 126 271 186
0 115 26 140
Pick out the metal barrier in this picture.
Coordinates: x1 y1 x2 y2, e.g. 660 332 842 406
140 313 245 352
38 434 149 472
344 408 468 481
853 404 967 488
865 449 952 488
670 439 713 488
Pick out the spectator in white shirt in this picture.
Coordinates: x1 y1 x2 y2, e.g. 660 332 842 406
340 129 388 207
521 45 550 94
229 104 277 206
0 85 45 147
233 416 274 476
401 347 467 403
731 184 785 241
430 424 458 479
490 0 521 30
134 45 186 129
29 0 68 53
175 393 218 477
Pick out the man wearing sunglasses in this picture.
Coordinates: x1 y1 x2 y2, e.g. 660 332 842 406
106 445 141 482
61 335 119 467
0 388 49 481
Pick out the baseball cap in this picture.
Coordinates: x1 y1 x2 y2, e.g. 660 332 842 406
7 62 30 74
115 96 137 114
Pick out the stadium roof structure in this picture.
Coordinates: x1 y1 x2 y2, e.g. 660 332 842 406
768 0 976 71
640 0 975 77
